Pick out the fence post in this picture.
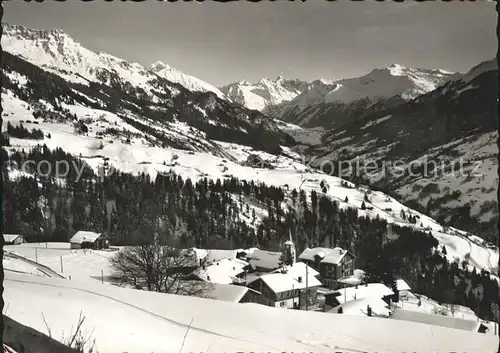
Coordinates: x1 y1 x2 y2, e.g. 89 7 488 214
35 248 38 263
101 269 104 284
60 256 63 273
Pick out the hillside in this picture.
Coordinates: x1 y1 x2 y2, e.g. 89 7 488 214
148 61 227 100
308 59 498 242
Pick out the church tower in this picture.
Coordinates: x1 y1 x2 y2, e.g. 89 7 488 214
284 231 296 265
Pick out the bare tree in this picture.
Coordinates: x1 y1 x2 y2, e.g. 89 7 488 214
448 303 457 316
108 228 211 296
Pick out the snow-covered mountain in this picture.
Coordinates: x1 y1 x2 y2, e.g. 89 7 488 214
220 76 311 111
1 23 498 281
309 59 498 242
3 24 227 100
271 64 459 128
328 64 458 103
1 23 293 156
147 60 227 99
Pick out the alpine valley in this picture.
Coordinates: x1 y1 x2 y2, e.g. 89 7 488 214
1 23 499 332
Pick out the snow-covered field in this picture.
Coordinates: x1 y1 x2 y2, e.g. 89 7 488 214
4 271 496 353
398 292 478 320
4 243 115 283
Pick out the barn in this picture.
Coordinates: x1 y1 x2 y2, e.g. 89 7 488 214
70 231 109 250
3 234 25 245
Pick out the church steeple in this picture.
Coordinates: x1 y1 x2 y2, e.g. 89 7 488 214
284 230 296 264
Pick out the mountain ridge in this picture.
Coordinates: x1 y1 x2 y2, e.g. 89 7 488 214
269 63 460 128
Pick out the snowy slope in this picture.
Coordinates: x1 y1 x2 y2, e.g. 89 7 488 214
313 58 498 238
271 64 458 128
4 243 114 283
328 64 458 103
220 76 311 111
4 272 496 353
148 61 228 99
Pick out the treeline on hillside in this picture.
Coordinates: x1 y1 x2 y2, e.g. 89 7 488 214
1 144 498 320
6 121 44 140
312 158 496 244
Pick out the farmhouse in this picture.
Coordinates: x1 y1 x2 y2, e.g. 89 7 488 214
326 296 392 317
298 247 356 289
247 262 322 309
322 282 394 312
244 154 274 169
70 231 109 250
186 258 251 285
3 234 25 245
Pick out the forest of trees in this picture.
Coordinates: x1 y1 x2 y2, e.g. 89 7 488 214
6 121 44 140
1 144 498 321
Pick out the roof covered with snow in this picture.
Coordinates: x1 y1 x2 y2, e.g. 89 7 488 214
326 283 394 305
241 247 259 258
191 258 249 285
177 248 209 267
70 231 102 244
396 278 412 291
390 308 483 332
260 262 321 293
247 249 282 270
201 283 257 303
338 276 363 286
205 249 240 263
3 234 23 243
298 247 352 265
270 261 320 277
327 296 391 317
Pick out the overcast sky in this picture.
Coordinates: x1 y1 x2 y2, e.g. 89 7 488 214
4 1 496 86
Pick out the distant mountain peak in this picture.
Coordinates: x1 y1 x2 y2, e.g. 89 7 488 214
237 79 251 85
221 75 313 111
270 63 458 128
148 60 227 99
387 63 405 69
148 60 172 71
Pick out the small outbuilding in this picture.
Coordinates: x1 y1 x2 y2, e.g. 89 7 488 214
70 231 109 250
3 234 25 245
